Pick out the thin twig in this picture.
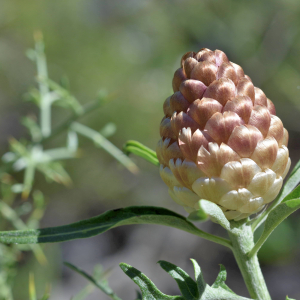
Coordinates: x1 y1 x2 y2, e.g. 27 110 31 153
71 122 139 174
40 99 102 145
34 32 51 138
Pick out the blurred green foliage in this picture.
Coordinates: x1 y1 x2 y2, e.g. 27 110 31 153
0 0 300 299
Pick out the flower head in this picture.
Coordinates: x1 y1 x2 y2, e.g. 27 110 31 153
157 48 290 220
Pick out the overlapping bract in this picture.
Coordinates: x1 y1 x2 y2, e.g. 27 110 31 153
157 48 290 220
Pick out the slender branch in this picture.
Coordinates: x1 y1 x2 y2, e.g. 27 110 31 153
70 122 139 174
191 230 232 249
29 273 37 300
33 33 107 144
41 148 77 162
64 262 122 300
40 99 102 145
34 32 51 138
22 163 36 199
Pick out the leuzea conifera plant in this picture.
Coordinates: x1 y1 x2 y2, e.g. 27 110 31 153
0 47 299 300
157 48 290 220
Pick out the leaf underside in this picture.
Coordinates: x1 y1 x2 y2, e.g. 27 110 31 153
0 206 209 244
251 197 300 256
158 260 198 300
120 263 184 300
120 260 252 300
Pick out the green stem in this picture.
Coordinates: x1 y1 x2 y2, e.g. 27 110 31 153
22 163 36 199
34 32 51 138
0 201 47 265
40 99 51 138
40 99 102 145
70 122 139 174
192 230 232 249
228 223 271 300
251 199 279 232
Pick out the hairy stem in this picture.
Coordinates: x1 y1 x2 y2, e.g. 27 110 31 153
228 223 271 300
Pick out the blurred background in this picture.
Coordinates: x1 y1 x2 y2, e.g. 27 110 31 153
0 0 300 299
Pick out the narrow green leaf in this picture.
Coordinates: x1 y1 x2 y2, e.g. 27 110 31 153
70 284 94 300
123 140 159 167
29 273 37 300
67 131 78 152
289 159 300 177
190 259 206 297
37 162 72 186
211 265 235 294
119 263 184 300
158 260 198 299
125 146 159 166
211 265 226 288
9 137 29 157
22 163 36 199
249 198 300 257
39 294 50 300
70 265 108 300
99 123 117 138
282 184 300 203
22 116 42 142
286 296 296 300
123 140 157 159
0 206 232 249
39 77 83 114
40 97 106 145
64 262 121 300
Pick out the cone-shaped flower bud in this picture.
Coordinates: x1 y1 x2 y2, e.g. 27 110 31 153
157 48 291 220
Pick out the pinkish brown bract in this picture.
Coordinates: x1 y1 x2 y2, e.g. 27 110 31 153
157 48 290 220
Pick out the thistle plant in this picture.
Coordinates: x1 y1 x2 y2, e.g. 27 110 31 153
0 45 299 300
158 48 290 220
